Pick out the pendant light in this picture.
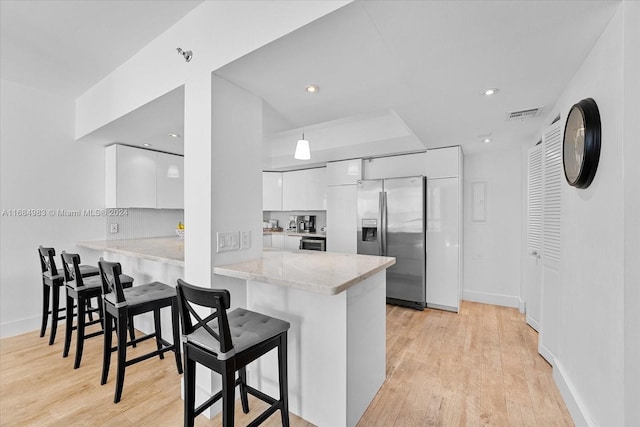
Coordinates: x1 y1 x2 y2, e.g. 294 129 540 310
294 131 310 160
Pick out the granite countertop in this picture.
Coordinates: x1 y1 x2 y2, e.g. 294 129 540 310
263 229 326 238
76 237 184 267
214 250 395 295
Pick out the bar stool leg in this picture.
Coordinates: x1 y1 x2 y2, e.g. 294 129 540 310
222 363 236 427
74 295 87 369
184 348 196 427
239 367 250 414
128 315 136 348
40 282 50 338
101 311 113 385
49 283 61 345
170 299 183 373
153 308 164 360
114 309 129 403
279 332 290 427
63 292 74 358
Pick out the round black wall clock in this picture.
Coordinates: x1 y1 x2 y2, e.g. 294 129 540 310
563 98 601 188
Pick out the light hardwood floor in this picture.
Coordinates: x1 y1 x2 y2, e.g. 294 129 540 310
0 301 573 426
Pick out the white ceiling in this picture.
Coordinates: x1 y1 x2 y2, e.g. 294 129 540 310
0 0 203 98
1 1 620 165
216 0 619 165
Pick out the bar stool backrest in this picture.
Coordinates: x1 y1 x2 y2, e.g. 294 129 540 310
60 251 86 288
176 279 234 356
98 258 127 306
38 246 59 276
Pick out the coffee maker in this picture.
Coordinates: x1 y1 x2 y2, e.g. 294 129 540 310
296 215 316 233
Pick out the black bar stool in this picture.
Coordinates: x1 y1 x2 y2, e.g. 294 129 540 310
38 246 99 345
98 258 183 403
176 279 290 427
60 251 134 369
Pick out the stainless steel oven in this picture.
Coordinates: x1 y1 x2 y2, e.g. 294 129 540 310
299 237 326 251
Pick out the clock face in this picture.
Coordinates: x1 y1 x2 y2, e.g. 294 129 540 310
562 98 601 189
563 106 585 184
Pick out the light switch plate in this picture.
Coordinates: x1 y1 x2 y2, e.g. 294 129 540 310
110 223 118 233
241 231 251 249
217 231 240 252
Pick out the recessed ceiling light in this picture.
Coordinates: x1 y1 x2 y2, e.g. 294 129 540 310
483 88 498 96
168 133 181 138
305 84 319 94
483 138 491 144
143 143 152 147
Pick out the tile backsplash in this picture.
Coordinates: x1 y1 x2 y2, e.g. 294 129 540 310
106 208 184 240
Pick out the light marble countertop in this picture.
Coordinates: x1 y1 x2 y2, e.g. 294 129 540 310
214 250 395 295
76 237 184 267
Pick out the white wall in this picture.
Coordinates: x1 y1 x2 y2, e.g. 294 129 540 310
623 3 640 425
541 4 628 425
75 1 349 139
0 80 106 337
463 148 522 307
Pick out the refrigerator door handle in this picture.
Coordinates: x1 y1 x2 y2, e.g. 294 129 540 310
378 191 384 256
381 191 388 256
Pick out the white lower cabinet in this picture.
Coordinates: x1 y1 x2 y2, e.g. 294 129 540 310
263 234 272 248
285 235 301 251
271 234 285 249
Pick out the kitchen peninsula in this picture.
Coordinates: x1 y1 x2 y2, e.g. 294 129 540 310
214 250 395 427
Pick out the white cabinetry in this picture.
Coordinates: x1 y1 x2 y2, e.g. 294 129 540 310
282 170 307 211
425 147 460 178
285 235 301 251
327 159 362 185
271 234 285 249
263 172 282 211
105 144 184 209
306 168 327 210
327 185 357 253
263 234 272 248
282 168 327 211
326 160 360 254
426 177 461 311
156 152 184 209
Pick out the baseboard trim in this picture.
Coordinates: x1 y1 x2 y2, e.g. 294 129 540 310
462 290 520 308
525 315 540 332
553 360 593 427
0 315 40 339
519 298 526 313
538 342 555 366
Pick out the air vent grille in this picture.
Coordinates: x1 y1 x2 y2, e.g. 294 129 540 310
506 107 542 121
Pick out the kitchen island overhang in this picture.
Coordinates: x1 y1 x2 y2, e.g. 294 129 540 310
214 250 395 427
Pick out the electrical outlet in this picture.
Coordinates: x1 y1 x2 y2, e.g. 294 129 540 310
217 231 240 252
110 223 119 233
241 231 251 249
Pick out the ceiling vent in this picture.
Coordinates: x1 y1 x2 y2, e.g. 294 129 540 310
505 107 543 121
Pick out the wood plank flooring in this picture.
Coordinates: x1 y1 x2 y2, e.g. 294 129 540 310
0 301 573 426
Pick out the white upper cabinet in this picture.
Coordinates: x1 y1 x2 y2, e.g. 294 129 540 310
425 146 461 178
156 152 184 209
282 168 327 211
106 145 156 208
105 144 184 209
282 170 307 211
263 172 283 211
327 159 362 185
306 167 327 210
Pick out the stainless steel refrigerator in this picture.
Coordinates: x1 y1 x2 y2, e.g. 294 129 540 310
357 176 426 310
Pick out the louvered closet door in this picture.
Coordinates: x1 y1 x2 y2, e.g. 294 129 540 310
539 122 562 364
525 144 543 331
